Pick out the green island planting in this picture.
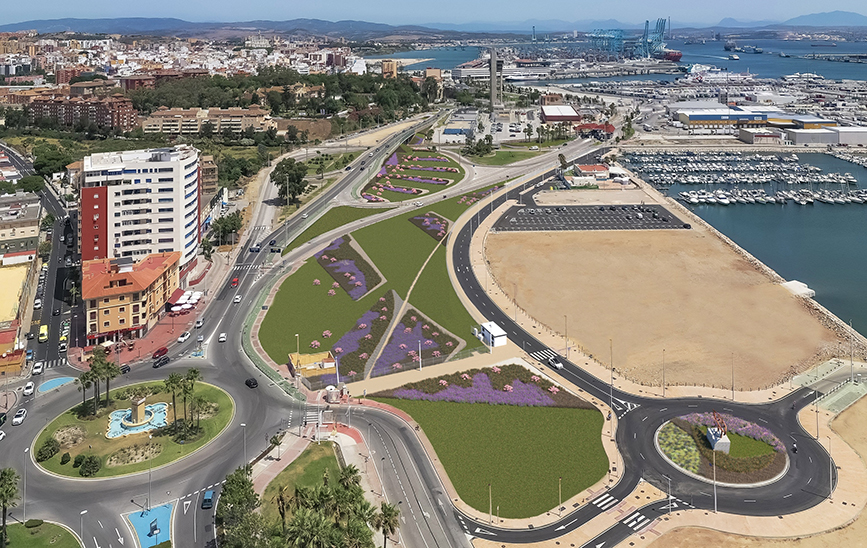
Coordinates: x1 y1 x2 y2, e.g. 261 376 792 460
467 150 539 166
33 375 232 478
362 145 465 203
282 206 383 256
5 521 80 548
261 442 341 526
371 364 606 518
658 413 786 484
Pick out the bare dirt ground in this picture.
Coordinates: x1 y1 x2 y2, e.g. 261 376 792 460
486 228 841 390
648 394 867 548
351 119 422 147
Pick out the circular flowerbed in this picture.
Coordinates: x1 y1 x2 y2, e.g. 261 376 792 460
657 413 787 485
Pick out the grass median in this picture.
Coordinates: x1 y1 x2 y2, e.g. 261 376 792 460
372 398 607 519
6 521 79 548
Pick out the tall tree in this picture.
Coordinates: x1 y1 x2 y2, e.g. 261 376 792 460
0 467 20 548
184 368 203 427
164 372 183 425
102 360 121 404
338 464 361 491
216 466 260 543
272 484 290 535
75 371 92 413
271 158 308 204
372 502 400 548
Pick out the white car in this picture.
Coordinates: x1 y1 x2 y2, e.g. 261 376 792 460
218 333 227 343
0 430 5 442
197 335 204 343
177 332 191 343
11 409 27 426
233 295 242 304
23 382 34 396
33 299 42 310
195 319 203 329
548 356 564 370
32 362 44 375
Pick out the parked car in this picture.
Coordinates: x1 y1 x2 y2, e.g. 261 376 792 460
25 332 34 340
153 355 170 368
23 382 34 396
11 409 27 426
218 333 227 343
152 347 169 360
245 378 259 389
177 331 191 343
33 299 42 310
32 362 44 375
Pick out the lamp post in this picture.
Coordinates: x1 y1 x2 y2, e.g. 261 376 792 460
558 476 562 517
148 434 153 512
662 348 666 398
79 510 87 542
564 315 568 360
418 339 422 371
240 423 247 466
828 435 833 501
488 483 492 523
731 353 735 401
609 338 614 440
23 447 28 521
713 449 717 514
666 475 672 515
295 334 299 359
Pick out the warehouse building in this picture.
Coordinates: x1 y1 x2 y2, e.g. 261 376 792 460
785 128 838 145
829 127 867 146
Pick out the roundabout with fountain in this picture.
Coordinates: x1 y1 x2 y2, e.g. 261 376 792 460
32 376 234 478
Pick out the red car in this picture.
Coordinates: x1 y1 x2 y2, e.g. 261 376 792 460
231 277 239 288
152 347 168 360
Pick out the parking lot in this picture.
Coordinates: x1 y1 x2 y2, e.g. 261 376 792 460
493 204 690 232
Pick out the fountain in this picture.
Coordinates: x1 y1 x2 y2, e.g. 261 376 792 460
106 396 169 439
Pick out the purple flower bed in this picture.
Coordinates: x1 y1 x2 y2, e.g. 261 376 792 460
331 292 395 380
409 214 449 242
408 156 449 162
410 135 424 146
316 236 381 300
371 309 459 377
362 193 386 202
680 413 785 453
393 373 556 406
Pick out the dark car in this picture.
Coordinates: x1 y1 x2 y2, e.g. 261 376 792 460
269 239 276 246
245 378 259 389
120 364 131 374
153 355 170 368
152 346 169 360
25 332 34 340
53 308 60 316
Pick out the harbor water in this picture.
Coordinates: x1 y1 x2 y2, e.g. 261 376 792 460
628 152 867 336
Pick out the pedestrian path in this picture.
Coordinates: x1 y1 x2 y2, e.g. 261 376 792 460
529 348 558 363
591 493 620 511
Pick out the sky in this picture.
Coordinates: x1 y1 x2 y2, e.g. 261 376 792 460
3 0 866 27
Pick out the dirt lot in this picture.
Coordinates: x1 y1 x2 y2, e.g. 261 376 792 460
486 228 841 390
649 394 867 548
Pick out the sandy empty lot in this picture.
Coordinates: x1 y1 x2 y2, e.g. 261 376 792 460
486 228 840 390
649 393 867 548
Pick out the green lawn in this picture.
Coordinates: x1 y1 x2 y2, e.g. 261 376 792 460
372 399 607 519
364 152 465 203
34 382 233 478
468 150 539 166
282 206 383 256
698 426 775 459
305 152 357 175
6 522 80 548
510 138 572 148
260 442 340 526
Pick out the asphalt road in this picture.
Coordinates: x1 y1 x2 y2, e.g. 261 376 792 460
448 178 836 545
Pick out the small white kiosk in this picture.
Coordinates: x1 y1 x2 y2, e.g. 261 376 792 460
479 322 507 348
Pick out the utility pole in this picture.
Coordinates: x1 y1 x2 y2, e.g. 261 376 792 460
731 353 735 401
558 476 562 517
609 338 614 439
713 450 717 513
564 315 568 360
828 435 833 501
489 483 493 523
662 348 665 398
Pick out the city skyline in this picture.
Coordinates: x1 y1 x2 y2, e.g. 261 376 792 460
2 2 867 29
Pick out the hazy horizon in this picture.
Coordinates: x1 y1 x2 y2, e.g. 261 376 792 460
2 2 867 29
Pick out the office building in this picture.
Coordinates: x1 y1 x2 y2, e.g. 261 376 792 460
79 145 201 277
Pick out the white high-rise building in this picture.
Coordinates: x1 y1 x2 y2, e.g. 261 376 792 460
79 145 201 275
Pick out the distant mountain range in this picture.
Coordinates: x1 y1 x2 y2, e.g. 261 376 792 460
2 11 867 38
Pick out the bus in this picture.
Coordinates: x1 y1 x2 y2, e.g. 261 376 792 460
38 325 48 343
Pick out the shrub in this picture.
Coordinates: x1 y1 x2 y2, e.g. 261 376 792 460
79 455 102 477
24 519 43 528
73 454 85 468
60 452 71 465
36 438 60 462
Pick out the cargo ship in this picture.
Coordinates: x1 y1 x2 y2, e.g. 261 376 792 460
654 48 683 62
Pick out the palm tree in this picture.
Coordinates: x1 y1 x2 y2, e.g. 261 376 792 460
0 467 20 548
289 485 312 514
184 368 203 426
343 517 374 548
75 371 92 415
285 508 338 548
190 394 208 430
164 373 183 425
272 484 290 535
536 126 543 143
372 502 400 548
337 464 361 491
102 360 121 404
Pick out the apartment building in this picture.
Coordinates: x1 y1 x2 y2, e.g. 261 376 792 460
82 252 180 343
200 155 218 195
29 94 138 131
140 105 273 135
0 192 41 254
79 145 201 277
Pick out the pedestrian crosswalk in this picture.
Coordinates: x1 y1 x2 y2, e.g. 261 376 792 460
591 493 620 511
621 510 653 532
39 358 68 369
232 264 262 271
529 348 558 363
251 225 269 231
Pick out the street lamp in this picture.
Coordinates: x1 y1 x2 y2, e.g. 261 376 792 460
23 448 28 521
148 434 153 512
240 423 247 466
662 348 666 398
828 435 833 501
79 510 87 542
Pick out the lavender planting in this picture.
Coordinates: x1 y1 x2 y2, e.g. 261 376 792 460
371 309 459 377
316 235 381 300
330 292 395 381
680 413 785 453
408 213 449 242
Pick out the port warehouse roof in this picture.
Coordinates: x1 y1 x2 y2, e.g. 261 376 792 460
673 103 837 127
541 105 581 122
